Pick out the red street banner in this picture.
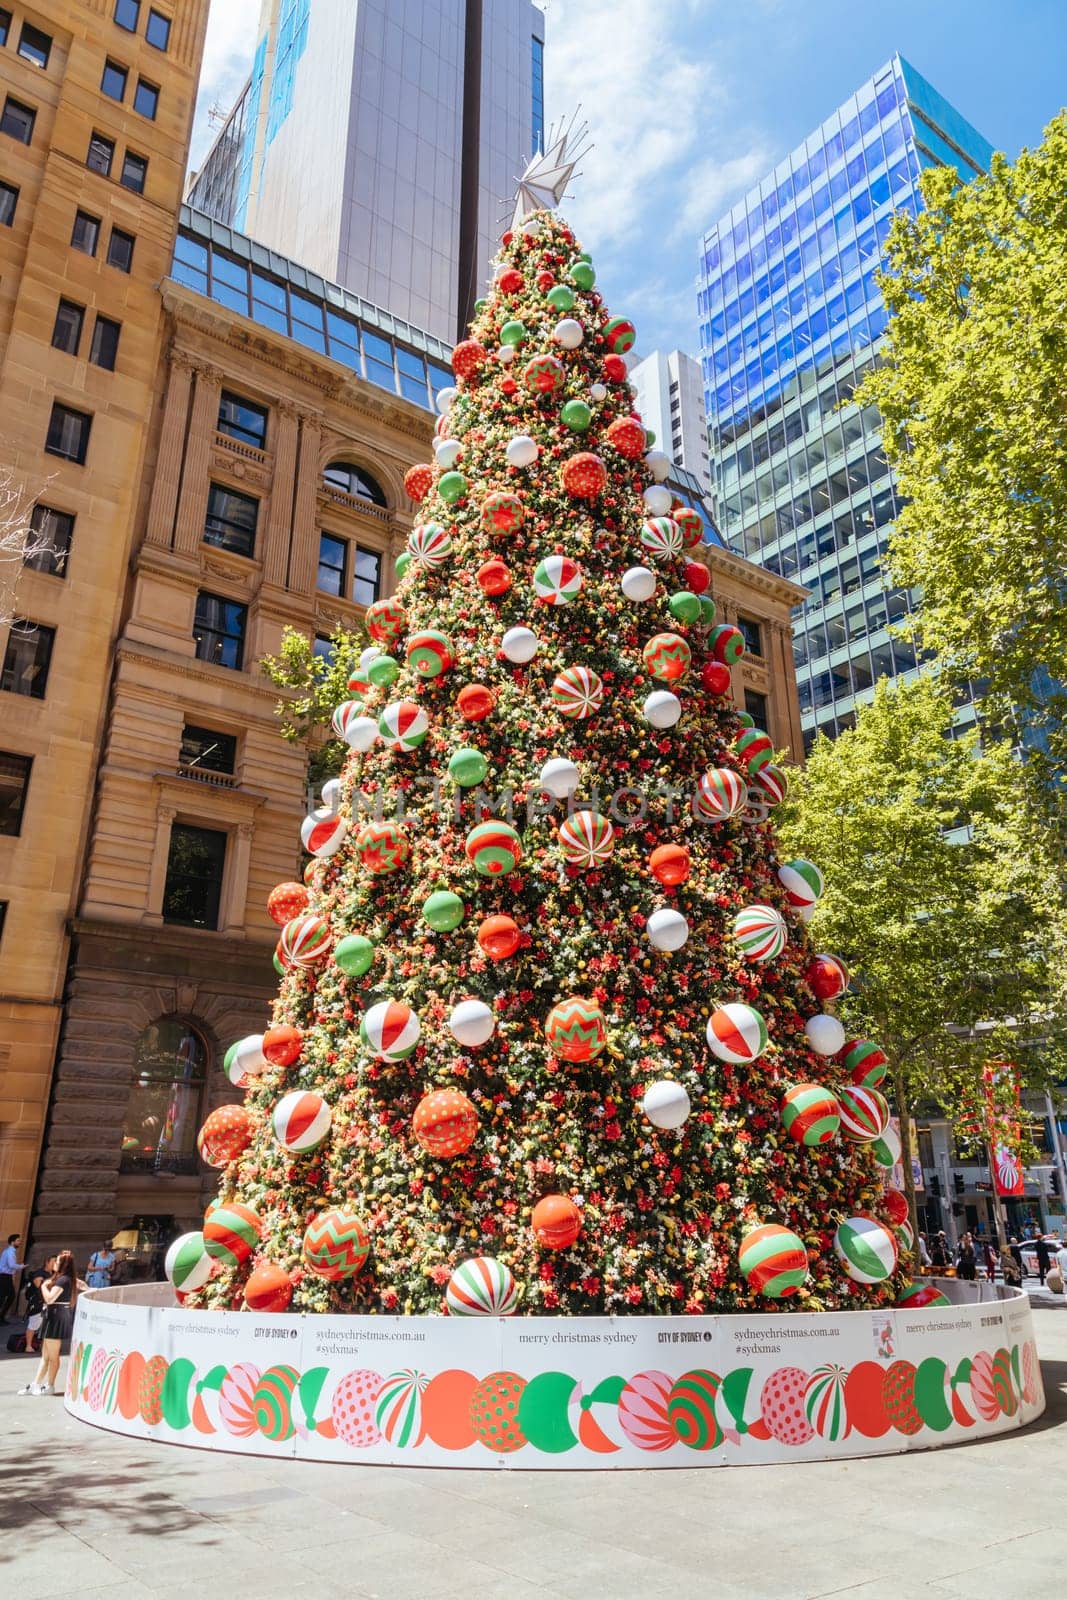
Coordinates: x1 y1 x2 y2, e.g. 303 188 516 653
984 1063 1024 1197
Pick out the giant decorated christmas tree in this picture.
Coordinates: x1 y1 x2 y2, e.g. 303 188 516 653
174 194 916 1321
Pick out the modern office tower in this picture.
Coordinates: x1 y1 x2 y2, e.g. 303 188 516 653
187 0 546 345
629 349 713 496
0 0 209 1245
696 55 993 749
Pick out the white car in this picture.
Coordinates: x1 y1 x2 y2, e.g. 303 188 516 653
1018 1237 1062 1276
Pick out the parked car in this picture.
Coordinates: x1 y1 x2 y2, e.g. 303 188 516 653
1018 1236 1063 1276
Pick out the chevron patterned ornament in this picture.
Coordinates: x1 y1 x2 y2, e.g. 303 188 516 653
446 1256 519 1316
672 507 705 549
558 809 615 868
544 996 607 1061
303 1210 370 1280
365 596 407 647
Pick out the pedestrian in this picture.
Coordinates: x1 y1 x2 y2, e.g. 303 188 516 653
982 1240 998 1281
86 1241 116 1291
956 1232 977 1281
1009 1236 1024 1280
918 1233 932 1269
21 1257 53 1356
17 1250 77 1396
1000 1244 1022 1289
0 1233 24 1321
930 1231 950 1271
1035 1234 1051 1285
1056 1238 1067 1303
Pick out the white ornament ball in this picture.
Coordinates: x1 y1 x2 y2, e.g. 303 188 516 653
589 382 607 403
501 626 539 664
621 565 657 602
805 1013 846 1056
644 449 671 481
540 758 581 799
448 998 495 1048
798 902 817 924
497 344 517 364
435 386 458 415
521 216 541 237
506 434 539 469
434 438 463 468
643 690 682 729
642 1080 692 1130
342 716 379 753
320 777 342 814
643 484 673 517
229 1034 268 1086
493 260 511 281
553 318 584 349
647 908 689 951
359 646 382 668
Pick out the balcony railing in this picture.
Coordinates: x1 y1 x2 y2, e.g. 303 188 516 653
177 762 237 788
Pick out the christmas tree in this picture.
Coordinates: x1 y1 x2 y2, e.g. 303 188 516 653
175 205 911 1320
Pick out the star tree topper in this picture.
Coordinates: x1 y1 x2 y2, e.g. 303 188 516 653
510 113 592 232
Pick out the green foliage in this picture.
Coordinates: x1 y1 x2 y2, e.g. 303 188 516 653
260 624 363 787
857 115 1067 776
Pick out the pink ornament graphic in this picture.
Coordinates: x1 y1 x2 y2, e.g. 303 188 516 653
331 1368 383 1449
760 1366 815 1446
218 1362 261 1437
967 1351 1000 1422
618 1369 676 1451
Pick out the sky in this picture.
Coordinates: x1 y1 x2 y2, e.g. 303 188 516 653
190 0 1067 356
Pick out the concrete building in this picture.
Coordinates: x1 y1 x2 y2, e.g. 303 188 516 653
696 56 993 750
629 349 712 497
186 0 546 346
0 0 209 1247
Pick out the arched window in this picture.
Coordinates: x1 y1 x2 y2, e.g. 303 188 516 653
323 460 387 506
119 1019 207 1176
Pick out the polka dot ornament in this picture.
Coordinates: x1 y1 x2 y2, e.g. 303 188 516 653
331 1368 384 1448
469 1371 527 1453
760 1366 815 1447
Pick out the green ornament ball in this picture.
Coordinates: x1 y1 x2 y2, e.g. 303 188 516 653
699 596 717 623
736 711 755 729
334 933 375 977
368 654 400 688
438 471 468 505
224 1041 239 1075
570 261 596 290
272 952 285 976
546 285 575 313
395 550 413 579
500 319 527 347
668 591 702 624
560 398 592 433
423 890 465 932
577 251 592 262
448 747 488 787
474 297 487 313
646 429 656 446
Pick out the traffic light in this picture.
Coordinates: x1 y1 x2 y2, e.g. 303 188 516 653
929 1175 942 1197
953 1173 965 1197
1050 1170 1061 1197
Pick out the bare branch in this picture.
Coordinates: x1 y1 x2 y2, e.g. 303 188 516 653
0 460 55 628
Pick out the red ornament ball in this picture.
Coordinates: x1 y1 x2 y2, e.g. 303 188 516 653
805 953 850 1002
535 270 555 291
649 843 691 886
497 267 523 294
477 558 512 596
243 1261 293 1314
197 1105 253 1167
602 353 627 382
403 463 434 502
683 560 711 594
451 339 487 379
531 1194 582 1250
882 1186 910 1227
267 881 309 926
604 416 646 459
413 1090 479 1158
701 660 732 695
458 684 495 721
262 1024 303 1068
560 452 607 499
500 375 518 396
478 914 520 960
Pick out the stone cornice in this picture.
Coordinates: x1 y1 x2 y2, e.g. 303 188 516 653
702 544 809 606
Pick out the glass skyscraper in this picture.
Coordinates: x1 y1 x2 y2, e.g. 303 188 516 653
696 56 993 749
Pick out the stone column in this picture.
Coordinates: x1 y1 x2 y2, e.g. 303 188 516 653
173 363 224 557
221 822 254 934
288 411 325 597
143 804 177 924
262 401 299 588
145 350 195 549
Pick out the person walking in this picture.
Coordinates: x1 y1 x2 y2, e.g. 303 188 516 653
930 1231 950 1271
1035 1234 1051 1285
1000 1244 1022 1289
86 1241 116 1291
956 1232 977 1281
1009 1237 1024 1280
982 1239 998 1282
918 1233 932 1269
1056 1238 1067 1303
0 1234 24 1321
17 1250 77 1396
21 1258 53 1356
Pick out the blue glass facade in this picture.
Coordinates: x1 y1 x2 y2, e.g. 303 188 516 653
531 34 544 153
696 55 992 748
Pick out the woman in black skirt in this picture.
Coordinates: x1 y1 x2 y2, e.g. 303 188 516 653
18 1250 77 1396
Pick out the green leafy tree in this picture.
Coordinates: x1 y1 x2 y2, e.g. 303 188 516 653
261 624 364 789
780 676 1056 1243
857 115 1067 776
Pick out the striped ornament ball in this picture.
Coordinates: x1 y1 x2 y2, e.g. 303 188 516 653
533 554 583 605
378 700 429 750
780 1083 841 1147
733 904 788 962
706 1002 768 1064
164 1231 213 1293
558 809 615 868
834 1215 899 1284
203 1202 262 1267
840 1038 889 1089
446 1256 519 1316
279 913 333 969
693 767 747 821
361 999 421 1060
836 1085 891 1142
777 857 824 911
271 1090 332 1153
303 1210 370 1280
738 1224 809 1299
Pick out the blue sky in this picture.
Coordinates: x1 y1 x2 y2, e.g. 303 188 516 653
191 0 1067 356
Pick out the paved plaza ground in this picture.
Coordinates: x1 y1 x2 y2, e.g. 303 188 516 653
1 1286 1064 1600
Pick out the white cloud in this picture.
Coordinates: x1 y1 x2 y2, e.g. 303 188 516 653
673 146 775 240
188 0 262 173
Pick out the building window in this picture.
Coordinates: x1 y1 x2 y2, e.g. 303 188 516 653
531 33 544 153
18 23 51 68
317 532 345 597
0 181 17 226
114 0 140 31
101 58 128 101
352 545 382 607
45 402 92 464
2 622 55 698
87 131 114 175
162 825 226 929
204 483 258 558
134 78 158 119
0 902 7 945
51 299 85 357
89 315 121 371
120 150 148 193
0 751 31 835
2 97 36 144
71 209 100 254
745 689 769 728
313 635 335 667
106 226 134 271
120 1019 207 1175
24 505 74 577
17 23 50 69
180 723 237 775
217 391 267 449
0 10 9 46
146 9 170 49
737 616 763 657
322 461 386 505
193 591 246 670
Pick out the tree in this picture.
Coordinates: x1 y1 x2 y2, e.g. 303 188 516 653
181 209 920 1322
857 115 1067 778
779 675 1057 1244
0 464 52 626
261 623 364 792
